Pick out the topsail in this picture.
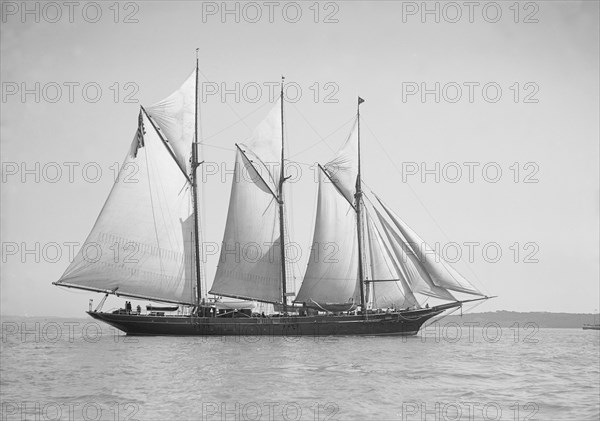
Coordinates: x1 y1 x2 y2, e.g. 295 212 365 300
323 117 359 204
145 71 196 175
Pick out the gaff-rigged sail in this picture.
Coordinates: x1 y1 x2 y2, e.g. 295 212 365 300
55 112 196 304
209 147 282 303
209 100 284 303
295 166 360 311
296 116 362 311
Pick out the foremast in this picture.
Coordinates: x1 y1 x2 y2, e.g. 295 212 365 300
191 48 203 307
356 97 366 314
278 76 289 314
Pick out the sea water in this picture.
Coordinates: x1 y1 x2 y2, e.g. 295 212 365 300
1 317 599 420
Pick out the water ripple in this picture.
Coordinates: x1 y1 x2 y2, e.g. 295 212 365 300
1 321 598 420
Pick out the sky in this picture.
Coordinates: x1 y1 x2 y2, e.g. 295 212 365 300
1 0 598 317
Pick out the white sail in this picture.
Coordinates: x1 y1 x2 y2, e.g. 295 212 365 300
377 198 483 296
209 147 282 303
209 100 284 303
245 98 282 189
364 211 398 282
365 211 418 309
295 167 360 310
323 117 358 205
56 112 196 304
145 70 196 175
373 207 456 301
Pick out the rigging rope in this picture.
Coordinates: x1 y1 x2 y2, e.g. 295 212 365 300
360 118 489 296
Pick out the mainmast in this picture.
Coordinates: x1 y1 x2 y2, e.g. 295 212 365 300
356 97 366 314
192 49 203 306
278 76 288 314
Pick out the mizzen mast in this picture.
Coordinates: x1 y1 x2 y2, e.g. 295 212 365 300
356 96 366 314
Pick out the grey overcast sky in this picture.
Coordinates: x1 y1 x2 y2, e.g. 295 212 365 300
1 1 598 317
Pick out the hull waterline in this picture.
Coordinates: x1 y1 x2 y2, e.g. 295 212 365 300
87 306 454 337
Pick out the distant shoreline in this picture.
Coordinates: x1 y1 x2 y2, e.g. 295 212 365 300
2 311 599 329
442 311 600 329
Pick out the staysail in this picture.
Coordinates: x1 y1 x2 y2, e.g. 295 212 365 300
55 112 196 304
376 197 483 296
371 205 455 301
209 101 284 303
364 209 419 309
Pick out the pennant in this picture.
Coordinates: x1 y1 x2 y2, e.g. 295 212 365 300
134 110 146 157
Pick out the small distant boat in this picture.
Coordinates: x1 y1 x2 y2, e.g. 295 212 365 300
583 312 600 330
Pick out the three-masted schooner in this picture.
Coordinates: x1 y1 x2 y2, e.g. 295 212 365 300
54 55 492 336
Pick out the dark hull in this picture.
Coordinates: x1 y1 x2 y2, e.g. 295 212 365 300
87 305 458 337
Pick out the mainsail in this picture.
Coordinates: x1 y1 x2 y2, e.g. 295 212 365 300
295 166 360 310
209 100 284 303
296 115 363 310
55 111 196 304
